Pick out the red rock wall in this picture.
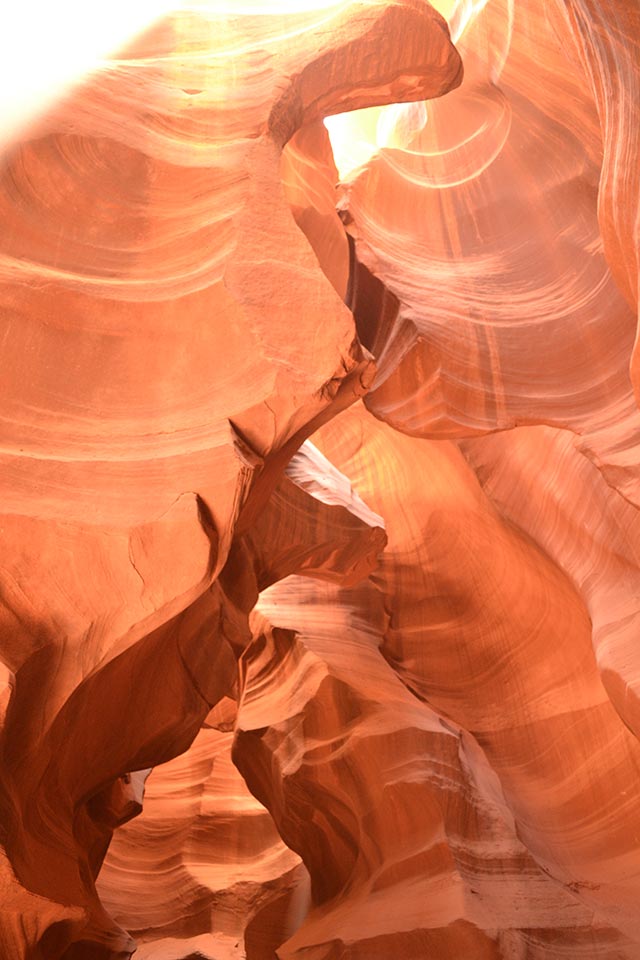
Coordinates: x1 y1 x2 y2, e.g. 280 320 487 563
1 1 640 958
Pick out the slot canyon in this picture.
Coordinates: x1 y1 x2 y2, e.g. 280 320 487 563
1 0 639 957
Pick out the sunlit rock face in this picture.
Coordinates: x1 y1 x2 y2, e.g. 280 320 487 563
1 0 639 958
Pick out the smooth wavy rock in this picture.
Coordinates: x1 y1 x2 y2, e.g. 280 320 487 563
0 2 461 957
335 0 640 506
461 425 640 775
98 725 307 960
309 403 640 956
100 440 387 958
233 566 635 960
5 1 640 959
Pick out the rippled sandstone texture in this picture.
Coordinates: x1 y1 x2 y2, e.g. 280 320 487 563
1 0 640 958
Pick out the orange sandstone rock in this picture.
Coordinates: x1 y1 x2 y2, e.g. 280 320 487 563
3 1 640 959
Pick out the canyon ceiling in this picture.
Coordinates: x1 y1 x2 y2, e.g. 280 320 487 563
1 0 640 958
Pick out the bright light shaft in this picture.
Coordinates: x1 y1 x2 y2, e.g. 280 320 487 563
0 0 175 146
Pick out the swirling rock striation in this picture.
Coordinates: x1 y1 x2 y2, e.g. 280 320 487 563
2 1 640 959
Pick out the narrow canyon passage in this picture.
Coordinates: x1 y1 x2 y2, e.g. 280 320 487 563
0 1 639 958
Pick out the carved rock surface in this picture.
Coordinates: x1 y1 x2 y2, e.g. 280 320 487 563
0 2 460 956
2 1 640 959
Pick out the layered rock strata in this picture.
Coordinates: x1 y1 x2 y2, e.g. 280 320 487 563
2 0 640 958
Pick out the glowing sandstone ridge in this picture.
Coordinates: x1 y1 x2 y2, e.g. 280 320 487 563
0 0 639 958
